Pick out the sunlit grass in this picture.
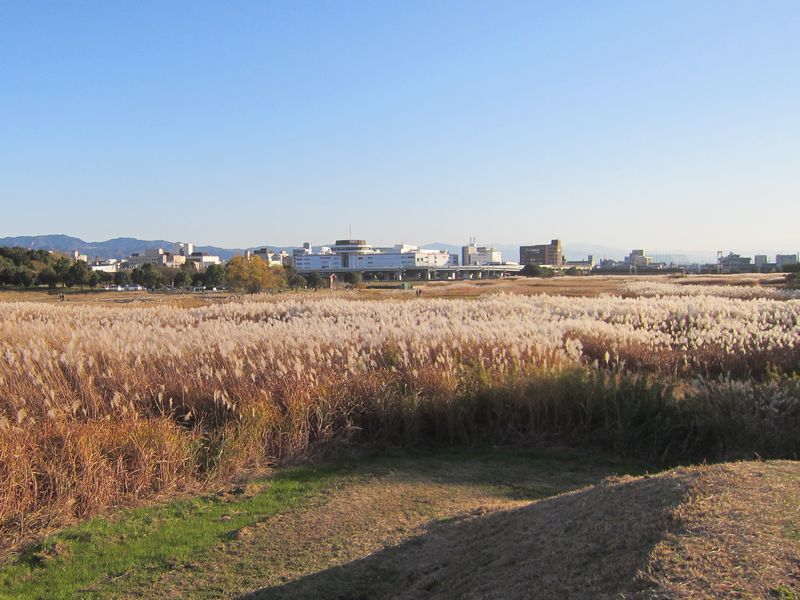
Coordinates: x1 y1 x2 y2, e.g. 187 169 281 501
0 465 337 599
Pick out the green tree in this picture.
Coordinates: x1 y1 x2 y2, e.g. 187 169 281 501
283 264 298 280
305 272 323 289
287 274 307 289
114 270 131 286
53 257 72 287
173 271 192 288
140 264 164 289
37 267 59 289
13 267 35 287
161 267 179 286
130 267 145 286
520 264 554 278
66 261 91 289
203 263 226 288
342 271 361 285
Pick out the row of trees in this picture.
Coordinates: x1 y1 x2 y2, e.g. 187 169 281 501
0 247 352 292
120 263 226 290
0 248 102 288
0 248 231 290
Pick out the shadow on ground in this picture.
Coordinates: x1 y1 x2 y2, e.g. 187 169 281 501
242 470 693 600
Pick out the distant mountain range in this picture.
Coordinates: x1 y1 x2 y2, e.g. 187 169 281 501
0 235 249 261
0 234 724 265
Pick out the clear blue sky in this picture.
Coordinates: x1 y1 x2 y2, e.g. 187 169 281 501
1 1 798 252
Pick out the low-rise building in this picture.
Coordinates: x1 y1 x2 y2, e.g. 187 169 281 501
462 244 502 266
185 252 221 270
293 240 454 273
565 255 595 270
250 247 290 268
126 248 187 269
89 258 119 273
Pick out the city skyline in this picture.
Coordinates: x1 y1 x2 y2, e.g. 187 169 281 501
2 1 799 250
1 231 796 265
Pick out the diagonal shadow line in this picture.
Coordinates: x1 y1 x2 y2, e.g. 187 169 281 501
239 472 695 600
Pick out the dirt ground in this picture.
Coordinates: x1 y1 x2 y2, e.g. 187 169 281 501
113 453 798 600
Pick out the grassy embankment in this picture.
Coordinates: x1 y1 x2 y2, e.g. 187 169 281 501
1 449 797 599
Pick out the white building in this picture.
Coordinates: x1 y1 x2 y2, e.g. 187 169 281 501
293 240 453 273
251 247 290 268
185 253 221 270
89 258 119 273
462 245 502 266
177 242 194 257
126 248 169 268
126 248 187 269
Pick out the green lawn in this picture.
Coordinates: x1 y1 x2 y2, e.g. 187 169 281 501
0 466 337 599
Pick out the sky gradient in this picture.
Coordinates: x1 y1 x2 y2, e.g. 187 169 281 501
2 1 798 253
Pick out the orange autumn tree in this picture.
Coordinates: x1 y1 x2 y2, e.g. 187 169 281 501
224 255 283 293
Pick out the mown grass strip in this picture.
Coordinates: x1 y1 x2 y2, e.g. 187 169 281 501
0 466 339 599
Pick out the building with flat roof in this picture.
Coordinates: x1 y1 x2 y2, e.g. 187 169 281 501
461 243 502 266
625 249 653 268
125 247 188 269
776 254 799 269
250 247 290 268
89 258 119 273
185 252 221 270
520 240 563 266
293 240 454 274
720 253 753 273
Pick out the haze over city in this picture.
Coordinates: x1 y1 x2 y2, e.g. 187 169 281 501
2 1 798 252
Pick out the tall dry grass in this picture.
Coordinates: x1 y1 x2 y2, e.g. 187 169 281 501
0 293 798 541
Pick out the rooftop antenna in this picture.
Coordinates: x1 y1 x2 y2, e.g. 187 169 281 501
349 224 352 239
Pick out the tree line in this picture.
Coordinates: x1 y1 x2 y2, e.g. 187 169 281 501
0 247 333 292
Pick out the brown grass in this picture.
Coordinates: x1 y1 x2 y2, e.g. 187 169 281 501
1 272 787 306
1 289 797 547
245 461 799 599
0 276 795 595
0 419 196 537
